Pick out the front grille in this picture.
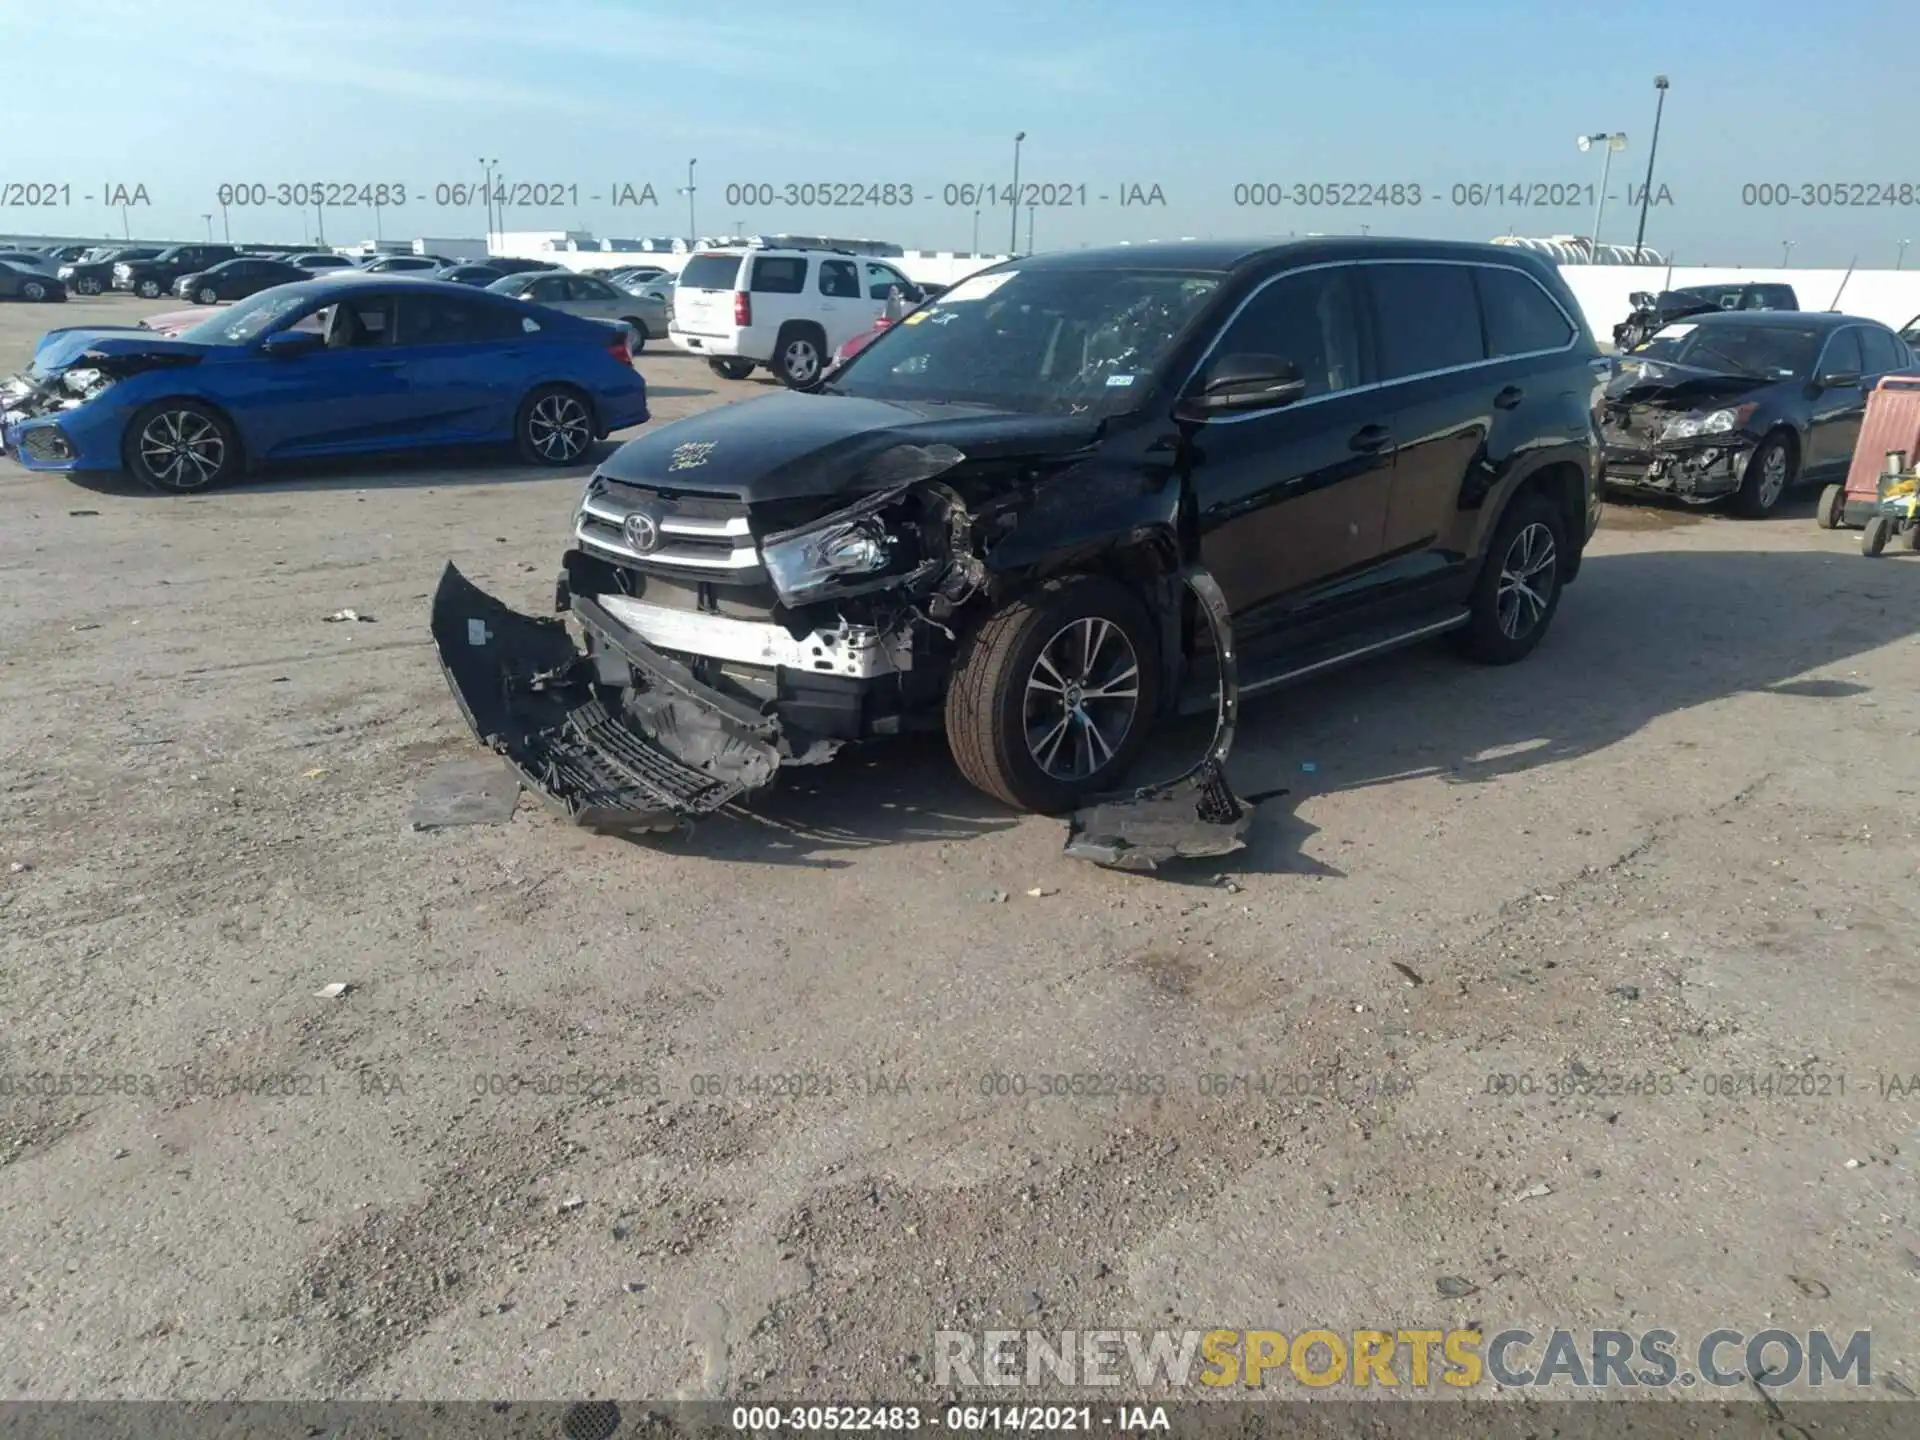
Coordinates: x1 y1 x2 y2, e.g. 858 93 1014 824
19 425 73 462
574 474 765 581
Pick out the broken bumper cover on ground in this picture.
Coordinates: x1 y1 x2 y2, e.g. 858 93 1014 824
431 562 786 829
1063 567 1270 872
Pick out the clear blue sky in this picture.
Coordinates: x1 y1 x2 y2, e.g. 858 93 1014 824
2 0 1911 266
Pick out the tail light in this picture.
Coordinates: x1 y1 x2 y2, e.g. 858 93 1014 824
733 291 751 327
607 331 631 366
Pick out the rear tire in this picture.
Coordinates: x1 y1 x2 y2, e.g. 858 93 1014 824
124 399 241 494
1453 489 1566 665
1815 483 1846 530
620 320 646 354
1862 515 1891 557
944 575 1160 814
515 385 595 466
772 325 826 389
1730 432 1795 517
75 277 101 296
708 357 754 381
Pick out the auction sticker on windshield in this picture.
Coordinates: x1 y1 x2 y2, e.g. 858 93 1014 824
1654 323 1697 339
939 271 1017 303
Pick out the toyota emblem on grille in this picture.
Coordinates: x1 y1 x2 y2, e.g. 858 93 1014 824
622 509 662 553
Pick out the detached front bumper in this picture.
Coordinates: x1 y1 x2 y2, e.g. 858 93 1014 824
431 562 805 828
1603 436 1754 502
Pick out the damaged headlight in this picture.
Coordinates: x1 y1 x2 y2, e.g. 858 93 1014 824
1662 403 1756 440
762 517 893 605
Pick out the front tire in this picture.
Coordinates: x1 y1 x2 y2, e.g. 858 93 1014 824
136 278 162 299
1454 490 1566 664
944 576 1160 814
1815 483 1846 530
1731 433 1795 517
21 279 47 301
1862 515 1892 557
196 286 219 305
515 385 595 466
708 357 754 381
772 326 826 389
124 400 240 494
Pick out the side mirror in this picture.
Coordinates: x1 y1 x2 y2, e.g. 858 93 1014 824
1184 353 1308 414
261 329 324 358
884 287 910 322
1818 369 1862 390
1628 291 1655 310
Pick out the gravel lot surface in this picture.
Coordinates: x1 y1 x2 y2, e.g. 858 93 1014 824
2 293 1918 1410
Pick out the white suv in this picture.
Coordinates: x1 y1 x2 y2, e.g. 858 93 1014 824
668 246 923 387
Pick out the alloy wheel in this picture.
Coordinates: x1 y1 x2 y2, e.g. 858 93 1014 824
139 409 226 490
22 281 45 301
782 338 820 385
1495 522 1557 640
527 394 590 462
1755 445 1789 509
1023 616 1142 782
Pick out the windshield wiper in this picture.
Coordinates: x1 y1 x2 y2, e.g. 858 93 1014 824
1683 342 1769 380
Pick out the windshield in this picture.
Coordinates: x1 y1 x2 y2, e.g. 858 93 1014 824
1630 321 1826 379
828 266 1223 415
174 288 314 346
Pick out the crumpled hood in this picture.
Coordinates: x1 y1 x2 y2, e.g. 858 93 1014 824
1604 358 1774 409
29 328 208 376
596 390 1101 502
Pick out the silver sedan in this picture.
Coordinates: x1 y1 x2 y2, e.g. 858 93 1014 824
486 270 667 351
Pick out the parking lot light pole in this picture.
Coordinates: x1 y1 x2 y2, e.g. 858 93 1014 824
1027 202 1036 254
480 158 499 251
201 213 213 242
120 204 130 241
219 202 230 243
1631 76 1668 262
678 160 697 248
971 209 980 252
315 202 325 246
1578 132 1627 257
1010 132 1025 254
1781 240 1795 266
1900 239 1911 270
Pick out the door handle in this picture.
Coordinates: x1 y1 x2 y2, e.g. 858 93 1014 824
1348 424 1392 453
1494 385 1524 410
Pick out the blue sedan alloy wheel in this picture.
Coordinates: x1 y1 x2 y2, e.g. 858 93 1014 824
125 400 239 494
517 386 594 466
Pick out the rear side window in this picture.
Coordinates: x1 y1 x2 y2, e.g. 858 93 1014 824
677 254 743 290
1368 262 1485 378
750 256 807 294
1860 326 1905 374
818 260 859 297
1474 265 1574 357
396 293 520 344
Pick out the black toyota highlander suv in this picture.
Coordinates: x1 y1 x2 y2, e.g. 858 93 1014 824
435 236 1606 828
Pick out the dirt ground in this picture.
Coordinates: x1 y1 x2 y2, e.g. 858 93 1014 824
3 292 1919 1409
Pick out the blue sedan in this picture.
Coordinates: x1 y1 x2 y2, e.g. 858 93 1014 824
0 276 648 493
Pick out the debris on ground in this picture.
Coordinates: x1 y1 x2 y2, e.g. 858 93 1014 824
969 888 1009 904
302 768 327 780
1609 983 1642 1000
411 758 522 831
68 509 99 517
72 623 101 632
1790 1275 1831 1299
323 609 373 623
1507 1182 1553 1203
1025 886 1058 898
8 861 30 874
558 1196 585 1214
1436 1276 1480 1298
312 982 355 1000
1391 961 1426 987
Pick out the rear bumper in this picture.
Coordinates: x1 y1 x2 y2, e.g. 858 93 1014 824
668 325 754 360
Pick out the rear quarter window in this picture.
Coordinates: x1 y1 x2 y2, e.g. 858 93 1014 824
678 254 744 290
750 256 808 294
